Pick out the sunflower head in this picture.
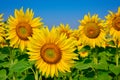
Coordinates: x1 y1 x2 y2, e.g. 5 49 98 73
105 7 120 41
27 27 78 77
56 24 73 38
78 45 89 58
78 13 105 48
7 7 44 51
70 29 82 49
16 22 33 40
71 29 80 41
0 14 7 47
40 43 62 64
84 22 100 39
79 51 88 58
0 14 4 26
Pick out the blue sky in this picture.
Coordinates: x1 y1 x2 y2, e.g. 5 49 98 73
0 0 120 29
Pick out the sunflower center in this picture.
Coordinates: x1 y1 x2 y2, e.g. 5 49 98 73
84 23 100 38
45 49 55 58
113 17 120 31
20 27 27 34
16 22 32 40
40 43 61 64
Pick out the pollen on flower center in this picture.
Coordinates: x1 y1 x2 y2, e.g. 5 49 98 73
45 49 55 58
113 17 120 31
89 30 94 34
20 27 27 34
84 23 100 38
16 22 32 40
40 43 61 64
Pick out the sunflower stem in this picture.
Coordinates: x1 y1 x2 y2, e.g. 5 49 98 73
35 70 39 80
63 76 66 80
69 76 72 80
115 40 119 67
93 57 98 64
8 46 16 80
39 73 42 80
93 47 98 64
30 67 36 77
92 47 98 79
115 54 119 66
90 65 97 79
12 74 16 80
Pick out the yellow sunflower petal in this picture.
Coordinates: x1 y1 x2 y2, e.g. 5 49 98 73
79 13 105 48
105 7 120 46
27 27 78 77
7 7 44 51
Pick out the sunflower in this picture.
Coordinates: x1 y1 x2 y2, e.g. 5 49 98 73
79 51 88 58
105 7 120 46
27 27 78 77
0 14 6 47
7 8 43 51
56 24 73 38
78 13 105 48
70 29 83 50
78 45 89 58
71 29 80 41
0 14 4 26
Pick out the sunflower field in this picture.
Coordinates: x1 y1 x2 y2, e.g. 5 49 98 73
0 7 120 80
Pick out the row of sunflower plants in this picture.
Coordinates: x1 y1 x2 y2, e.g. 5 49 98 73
0 7 120 80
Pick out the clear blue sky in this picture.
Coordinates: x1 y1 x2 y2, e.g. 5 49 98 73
0 0 120 29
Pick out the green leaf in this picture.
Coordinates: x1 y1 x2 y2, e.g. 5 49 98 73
105 47 116 56
79 76 93 80
24 74 34 80
97 72 112 80
0 52 8 60
0 69 7 80
75 62 92 70
10 59 32 73
108 40 115 46
79 76 88 80
93 56 108 70
79 45 90 52
93 63 108 70
0 62 10 68
73 75 79 80
109 64 120 75
91 51 108 70
0 47 10 54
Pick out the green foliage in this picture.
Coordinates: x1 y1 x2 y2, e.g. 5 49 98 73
0 47 35 80
10 59 32 73
0 69 7 80
0 42 120 80
96 71 112 80
109 64 120 76
0 52 8 60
